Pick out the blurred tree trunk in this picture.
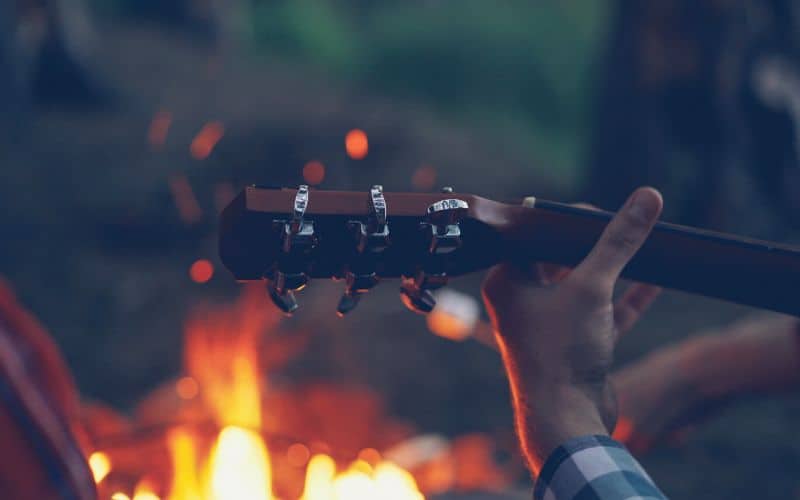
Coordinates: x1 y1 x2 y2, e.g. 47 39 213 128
587 0 800 227
585 0 733 223
0 0 107 111
0 1 28 134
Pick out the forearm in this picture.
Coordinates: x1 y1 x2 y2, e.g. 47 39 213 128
685 315 800 401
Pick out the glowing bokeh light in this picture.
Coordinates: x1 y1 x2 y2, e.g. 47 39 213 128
189 259 214 284
175 376 200 399
303 161 326 185
358 448 382 465
345 129 369 160
411 166 437 191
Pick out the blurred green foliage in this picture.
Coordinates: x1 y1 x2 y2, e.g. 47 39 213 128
249 0 609 183
100 0 610 183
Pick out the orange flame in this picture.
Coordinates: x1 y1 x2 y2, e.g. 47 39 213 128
156 288 426 499
183 286 273 429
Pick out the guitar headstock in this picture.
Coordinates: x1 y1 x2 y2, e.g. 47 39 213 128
219 185 523 316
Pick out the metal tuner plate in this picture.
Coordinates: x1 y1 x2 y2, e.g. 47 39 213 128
401 197 469 314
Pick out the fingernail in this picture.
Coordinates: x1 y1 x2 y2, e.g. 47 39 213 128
627 190 659 223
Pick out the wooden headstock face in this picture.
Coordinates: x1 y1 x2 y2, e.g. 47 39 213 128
219 185 515 315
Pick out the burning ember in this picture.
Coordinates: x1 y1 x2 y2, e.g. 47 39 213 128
85 286 447 500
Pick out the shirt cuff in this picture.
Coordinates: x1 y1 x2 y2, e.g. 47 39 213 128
533 435 667 500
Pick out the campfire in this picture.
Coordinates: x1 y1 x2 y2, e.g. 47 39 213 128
84 285 512 500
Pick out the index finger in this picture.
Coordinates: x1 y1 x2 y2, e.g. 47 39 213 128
571 187 663 288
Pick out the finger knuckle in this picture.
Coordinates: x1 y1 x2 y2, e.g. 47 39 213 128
568 274 608 300
605 226 641 253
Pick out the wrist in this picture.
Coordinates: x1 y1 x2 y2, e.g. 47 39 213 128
515 382 610 474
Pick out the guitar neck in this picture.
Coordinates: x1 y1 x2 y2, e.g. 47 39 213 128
503 199 800 317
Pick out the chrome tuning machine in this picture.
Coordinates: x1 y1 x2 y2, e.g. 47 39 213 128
337 185 390 316
400 197 469 314
266 185 317 315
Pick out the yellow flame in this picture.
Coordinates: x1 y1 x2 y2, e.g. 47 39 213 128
133 485 161 500
133 493 160 500
88 451 111 484
301 455 425 500
161 291 424 500
111 494 131 500
374 462 425 500
206 426 272 500
167 428 202 500
301 454 336 500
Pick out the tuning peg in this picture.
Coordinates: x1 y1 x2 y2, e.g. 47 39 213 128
265 185 316 316
336 292 360 316
337 186 390 316
400 277 437 314
268 284 299 314
337 271 380 316
400 198 469 314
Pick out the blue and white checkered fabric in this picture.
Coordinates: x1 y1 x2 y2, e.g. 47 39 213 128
533 435 667 500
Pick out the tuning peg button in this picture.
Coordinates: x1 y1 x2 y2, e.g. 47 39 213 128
268 286 299 315
336 292 361 317
267 270 306 316
400 277 437 314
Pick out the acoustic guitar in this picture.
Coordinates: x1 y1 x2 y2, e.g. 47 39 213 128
219 185 800 318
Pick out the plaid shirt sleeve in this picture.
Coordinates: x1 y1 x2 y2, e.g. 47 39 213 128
533 435 667 500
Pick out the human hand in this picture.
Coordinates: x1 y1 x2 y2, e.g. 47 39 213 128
481 187 663 473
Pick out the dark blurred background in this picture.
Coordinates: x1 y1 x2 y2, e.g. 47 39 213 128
1 1 800 498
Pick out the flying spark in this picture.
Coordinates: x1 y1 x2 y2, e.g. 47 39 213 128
190 122 225 160
168 174 203 224
147 111 172 149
